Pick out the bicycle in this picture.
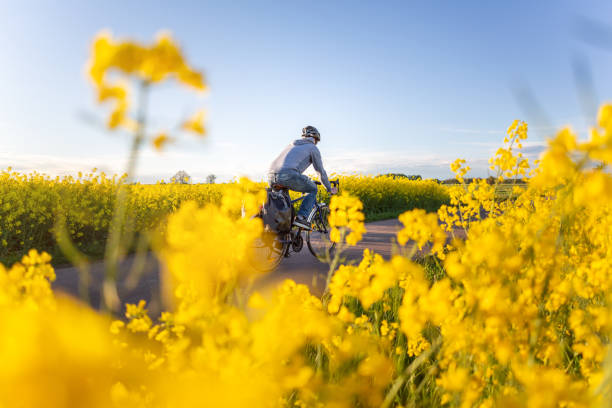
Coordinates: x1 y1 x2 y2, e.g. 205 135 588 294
249 179 339 271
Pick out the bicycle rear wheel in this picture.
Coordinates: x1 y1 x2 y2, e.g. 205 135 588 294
249 226 288 272
306 204 335 259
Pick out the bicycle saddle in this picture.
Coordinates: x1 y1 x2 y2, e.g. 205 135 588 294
271 183 289 191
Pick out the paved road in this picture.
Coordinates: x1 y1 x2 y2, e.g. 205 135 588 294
254 219 403 298
53 219 462 315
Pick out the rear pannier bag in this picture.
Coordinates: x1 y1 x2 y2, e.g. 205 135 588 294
261 189 292 233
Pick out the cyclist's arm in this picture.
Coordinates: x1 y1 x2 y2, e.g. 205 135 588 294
311 147 332 192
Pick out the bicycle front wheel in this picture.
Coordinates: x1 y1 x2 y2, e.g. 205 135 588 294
306 204 336 259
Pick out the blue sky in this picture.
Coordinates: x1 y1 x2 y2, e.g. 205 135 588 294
1 0 612 182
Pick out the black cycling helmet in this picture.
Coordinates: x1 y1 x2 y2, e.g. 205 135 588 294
302 125 320 142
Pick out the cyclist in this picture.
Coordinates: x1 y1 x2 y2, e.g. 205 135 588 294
268 126 337 229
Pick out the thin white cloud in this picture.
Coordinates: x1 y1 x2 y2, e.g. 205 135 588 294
316 144 549 179
0 152 125 175
449 140 547 148
308 150 458 179
439 115 595 138
0 140 553 184
439 127 502 135
209 141 240 149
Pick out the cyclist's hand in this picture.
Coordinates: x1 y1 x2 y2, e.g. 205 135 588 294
330 187 338 195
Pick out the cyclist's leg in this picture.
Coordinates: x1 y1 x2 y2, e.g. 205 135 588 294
292 175 317 219
277 171 317 218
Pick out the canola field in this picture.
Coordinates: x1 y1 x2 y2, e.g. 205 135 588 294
0 171 448 265
2 31 612 408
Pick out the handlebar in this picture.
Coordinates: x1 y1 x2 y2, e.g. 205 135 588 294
314 179 339 187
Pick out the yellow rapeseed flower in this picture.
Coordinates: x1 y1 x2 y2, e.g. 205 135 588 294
182 109 206 136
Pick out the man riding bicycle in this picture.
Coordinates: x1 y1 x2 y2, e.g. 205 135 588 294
268 126 338 229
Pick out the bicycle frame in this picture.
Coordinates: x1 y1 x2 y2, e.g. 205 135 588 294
309 204 329 232
289 194 324 226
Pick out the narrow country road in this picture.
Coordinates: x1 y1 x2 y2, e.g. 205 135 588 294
253 219 404 298
53 219 463 315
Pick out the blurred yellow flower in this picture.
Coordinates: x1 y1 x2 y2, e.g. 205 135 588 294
87 30 206 131
152 132 171 151
328 193 366 246
182 109 206 136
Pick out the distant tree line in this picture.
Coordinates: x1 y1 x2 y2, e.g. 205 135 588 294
160 172 217 184
376 173 422 181
376 173 528 185
439 176 527 185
